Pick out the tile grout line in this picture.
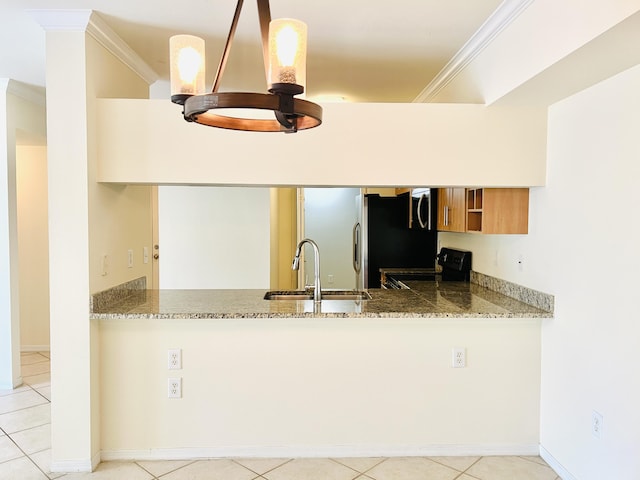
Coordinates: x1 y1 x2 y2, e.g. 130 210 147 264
330 457 388 476
0 361 53 478
0 402 50 420
133 461 160 480
0 431 27 466
19 356 50 365
1 423 52 479
232 458 296 478
26 382 52 403
460 456 484 479
136 459 198 479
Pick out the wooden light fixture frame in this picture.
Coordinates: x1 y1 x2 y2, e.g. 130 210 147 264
171 0 322 133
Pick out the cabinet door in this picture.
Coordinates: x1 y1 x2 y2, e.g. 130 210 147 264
465 188 529 234
437 188 466 232
482 188 529 234
449 188 467 232
437 188 455 231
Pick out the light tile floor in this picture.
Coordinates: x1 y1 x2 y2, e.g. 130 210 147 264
0 352 561 480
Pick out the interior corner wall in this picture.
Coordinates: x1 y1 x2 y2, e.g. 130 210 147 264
85 34 152 294
439 63 640 479
86 31 152 466
16 145 50 351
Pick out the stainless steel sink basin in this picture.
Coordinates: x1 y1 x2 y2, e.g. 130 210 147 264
264 290 371 301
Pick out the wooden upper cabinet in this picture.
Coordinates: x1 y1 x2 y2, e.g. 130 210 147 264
466 188 529 234
437 188 466 232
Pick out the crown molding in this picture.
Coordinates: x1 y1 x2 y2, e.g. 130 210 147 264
86 13 159 85
1 79 46 106
29 9 158 85
413 0 535 103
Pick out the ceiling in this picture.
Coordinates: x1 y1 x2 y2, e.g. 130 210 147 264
0 0 503 103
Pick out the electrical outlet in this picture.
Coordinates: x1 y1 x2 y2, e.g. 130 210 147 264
452 347 466 368
592 410 603 438
327 274 334 284
168 349 182 370
168 378 182 398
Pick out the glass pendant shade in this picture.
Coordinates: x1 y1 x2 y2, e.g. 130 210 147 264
268 18 307 92
169 1 321 133
170 35 206 97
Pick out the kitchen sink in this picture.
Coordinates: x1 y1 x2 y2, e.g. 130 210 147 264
264 290 372 301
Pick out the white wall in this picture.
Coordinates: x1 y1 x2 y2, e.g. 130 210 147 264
158 186 270 289
16 145 50 351
428 0 640 105
440 63 640 479
303 188 359 290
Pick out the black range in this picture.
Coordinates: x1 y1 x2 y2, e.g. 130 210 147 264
382 248 472 289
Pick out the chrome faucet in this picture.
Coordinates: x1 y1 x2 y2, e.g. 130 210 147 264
292 238 322 303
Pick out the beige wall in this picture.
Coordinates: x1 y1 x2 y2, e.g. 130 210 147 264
97 100 548 187
1 80 46 389
16 145 50 350
44 21 152 471
99 316 541 458
86 31 152 293
0 81 21 389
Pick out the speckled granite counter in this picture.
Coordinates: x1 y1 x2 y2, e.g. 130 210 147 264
90 276 553 320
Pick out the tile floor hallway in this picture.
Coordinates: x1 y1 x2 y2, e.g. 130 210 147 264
0 352 562 480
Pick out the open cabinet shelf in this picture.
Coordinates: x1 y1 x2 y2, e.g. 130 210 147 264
465 188 529 234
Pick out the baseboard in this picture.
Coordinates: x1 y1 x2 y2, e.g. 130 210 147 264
21 345 50 353
50 451 101 474
101 443 540 462
540 445 576 480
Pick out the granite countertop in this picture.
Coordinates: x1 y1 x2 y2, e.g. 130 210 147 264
90 279 553 320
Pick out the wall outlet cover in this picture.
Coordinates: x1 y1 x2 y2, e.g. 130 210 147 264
452 347 466 368
168 349 182 370
168 377 182 398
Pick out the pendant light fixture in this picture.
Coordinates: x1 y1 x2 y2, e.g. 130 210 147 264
170 0 322 133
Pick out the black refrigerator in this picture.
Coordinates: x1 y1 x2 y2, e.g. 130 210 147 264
354 190 438 289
